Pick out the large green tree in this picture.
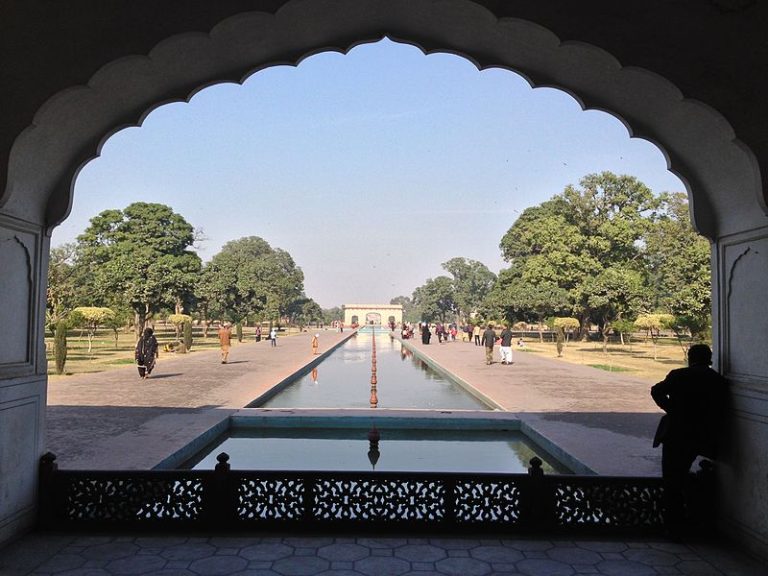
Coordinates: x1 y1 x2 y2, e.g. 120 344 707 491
441 257 496 322
75 202 201 337
644 192 712 340
198 236 305 325
412 276 456 322
498 172 661 337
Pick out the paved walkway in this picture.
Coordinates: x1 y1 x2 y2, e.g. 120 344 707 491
3 329 764 575
2 532 764 575
45 329 354 469
400 338 663 476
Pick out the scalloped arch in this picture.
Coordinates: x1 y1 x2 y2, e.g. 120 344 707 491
1 0 763 238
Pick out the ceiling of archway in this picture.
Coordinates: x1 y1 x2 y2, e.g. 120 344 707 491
0 0 765 237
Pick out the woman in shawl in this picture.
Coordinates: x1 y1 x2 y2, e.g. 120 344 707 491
135 327 159 379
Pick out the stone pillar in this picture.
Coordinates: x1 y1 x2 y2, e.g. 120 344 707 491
715 228 768 558
0 212 48 544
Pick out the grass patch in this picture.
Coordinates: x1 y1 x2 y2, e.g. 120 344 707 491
588 364 634 372
103 358 137 365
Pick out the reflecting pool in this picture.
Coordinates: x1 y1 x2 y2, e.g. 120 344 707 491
189 427 570 473
255 330 490 410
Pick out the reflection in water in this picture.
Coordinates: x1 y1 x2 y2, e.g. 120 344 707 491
367 426 381 470
311 367 318 384
258 331 489 410
190 428 569 473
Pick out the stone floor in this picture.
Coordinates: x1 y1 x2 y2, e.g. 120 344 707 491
1 532 766 576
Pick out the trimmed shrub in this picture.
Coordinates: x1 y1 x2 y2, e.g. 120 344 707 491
54 320 68 374
183 320 193 351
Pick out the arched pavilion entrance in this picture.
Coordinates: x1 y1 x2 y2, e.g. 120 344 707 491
1 0 767 558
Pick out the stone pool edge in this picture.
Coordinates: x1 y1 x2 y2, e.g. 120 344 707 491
158 408 595 475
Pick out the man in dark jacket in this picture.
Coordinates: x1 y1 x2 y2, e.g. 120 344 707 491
481 324 496 365
650 343 729 529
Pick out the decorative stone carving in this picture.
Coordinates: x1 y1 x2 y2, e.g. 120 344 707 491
0 233 33 368
724 236 768 385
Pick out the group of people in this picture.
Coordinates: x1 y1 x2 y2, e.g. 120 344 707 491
479 323 515 365
133 322 281 377
411 320 518 366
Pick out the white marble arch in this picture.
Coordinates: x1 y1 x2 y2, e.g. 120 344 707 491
1 0 768 558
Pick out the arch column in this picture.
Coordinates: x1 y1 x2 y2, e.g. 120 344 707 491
712 229 768 546
0 210 48 543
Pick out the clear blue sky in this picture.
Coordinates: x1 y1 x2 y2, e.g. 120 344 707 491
52 39 684 309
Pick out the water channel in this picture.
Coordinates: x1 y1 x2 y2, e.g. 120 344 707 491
255 329 490 410
184 329 574 473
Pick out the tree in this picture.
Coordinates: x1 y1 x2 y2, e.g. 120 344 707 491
612 318 637 347
287 296 323 329
499 172 662 338
168 313 192 341
46 243 79 336
322 306 343 325
412 276 456 322
582 267 649 353
75 203 201 339
441 257 496 322
103 306 131 350
198 236 305 326
635 312 675 360
644 192 712 340
390 296 419 323
70 306 115 355
483 269 570 342
553 317 581 343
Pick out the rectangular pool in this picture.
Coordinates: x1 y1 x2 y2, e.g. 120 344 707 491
185 425 573 474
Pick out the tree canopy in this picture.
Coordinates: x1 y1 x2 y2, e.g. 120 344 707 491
441 257 496 321
496 172 664 337
412 276 456 322
198 236 305 324
75 202 201 337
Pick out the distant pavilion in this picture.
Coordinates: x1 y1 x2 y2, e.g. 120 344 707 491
343 304 403 326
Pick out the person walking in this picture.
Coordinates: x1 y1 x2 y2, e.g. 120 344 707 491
499 324 514 364
218 322 232 364
651 343 729 532
473 324 481 346
255 325 262 342
481 323 496 365
311 333 319 355
135 327 159 379
421 323 431 345
270 327 277 347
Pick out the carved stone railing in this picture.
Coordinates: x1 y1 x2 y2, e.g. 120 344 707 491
38 452 669 534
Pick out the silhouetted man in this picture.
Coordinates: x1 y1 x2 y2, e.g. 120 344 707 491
651 343 728 530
